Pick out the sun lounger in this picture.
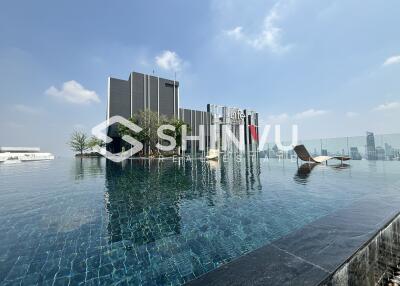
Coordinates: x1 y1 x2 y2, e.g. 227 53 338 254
206 149 219 160
294 145 350 164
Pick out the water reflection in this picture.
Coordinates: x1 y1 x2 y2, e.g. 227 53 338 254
331 163 351 170
294 163 318 184
100 156 265 284
294 162 350 185
104 155 262 245
2 157 399 286
72 157 105 180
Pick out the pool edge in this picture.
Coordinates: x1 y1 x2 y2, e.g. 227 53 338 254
186 195 400 286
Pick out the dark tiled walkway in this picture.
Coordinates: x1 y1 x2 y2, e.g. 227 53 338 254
187 195 400 286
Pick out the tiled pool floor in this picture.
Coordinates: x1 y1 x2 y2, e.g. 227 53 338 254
1 158 400 285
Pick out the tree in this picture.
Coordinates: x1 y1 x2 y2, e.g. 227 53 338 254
118 110 190 156
165 118 190 152
69 131 89 155
119 110 166 156
87 136 105 150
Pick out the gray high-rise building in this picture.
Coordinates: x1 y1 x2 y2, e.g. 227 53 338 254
106 71 259 155
108 72 179 120
376 146 386 160
107 72 179 152
366 131 376 160
350 147 362 160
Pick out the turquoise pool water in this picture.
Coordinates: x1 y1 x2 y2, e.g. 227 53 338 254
1 157 400 285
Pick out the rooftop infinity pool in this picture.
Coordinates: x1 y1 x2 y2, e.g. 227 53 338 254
1 157 400 285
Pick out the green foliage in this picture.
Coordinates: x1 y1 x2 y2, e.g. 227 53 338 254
118 110 162 155
69 132 105 155
118 110 190 156
168 118 190 148
87 136 105 149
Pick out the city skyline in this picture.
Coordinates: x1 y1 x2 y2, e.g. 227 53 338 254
261 131 400 161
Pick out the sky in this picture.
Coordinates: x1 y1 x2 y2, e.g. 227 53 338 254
1 0 400 156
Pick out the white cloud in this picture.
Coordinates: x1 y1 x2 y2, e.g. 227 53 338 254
383 55 400 67
267 113 289 123
46 80 100 104
346 111 358 118
374 102 400 111
266 109 327 122
225 1 292 53
225 26 244 40
155 50 183 71
13 104 41 114
294 109 328 119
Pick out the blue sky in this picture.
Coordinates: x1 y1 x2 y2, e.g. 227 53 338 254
1 0 400 155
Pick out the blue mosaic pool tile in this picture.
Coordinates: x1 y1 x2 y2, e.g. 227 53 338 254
1 159 400 285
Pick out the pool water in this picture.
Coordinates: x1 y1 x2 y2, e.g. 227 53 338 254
1 157 400 285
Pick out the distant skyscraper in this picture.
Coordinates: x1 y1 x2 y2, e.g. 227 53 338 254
321 149 328 156
385 143 393 159
350 147 362 160
376 146 386 160
395 149 400 161
366 132 376 160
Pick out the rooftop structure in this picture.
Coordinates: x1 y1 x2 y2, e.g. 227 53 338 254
0 147 54 162
0 147 40 153
107 71 259 155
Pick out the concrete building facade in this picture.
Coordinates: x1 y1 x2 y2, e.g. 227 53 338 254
107 71 259 155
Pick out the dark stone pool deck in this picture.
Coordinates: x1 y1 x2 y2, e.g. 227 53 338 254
186 194 400 286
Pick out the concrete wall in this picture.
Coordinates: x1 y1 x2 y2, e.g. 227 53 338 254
130 72 144 115
109 78 130 119
321 213 400 286
108 72 179 121
179 108 211 153
107 72 259 154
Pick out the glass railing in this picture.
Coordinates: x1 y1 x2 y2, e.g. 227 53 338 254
260 133 400 161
